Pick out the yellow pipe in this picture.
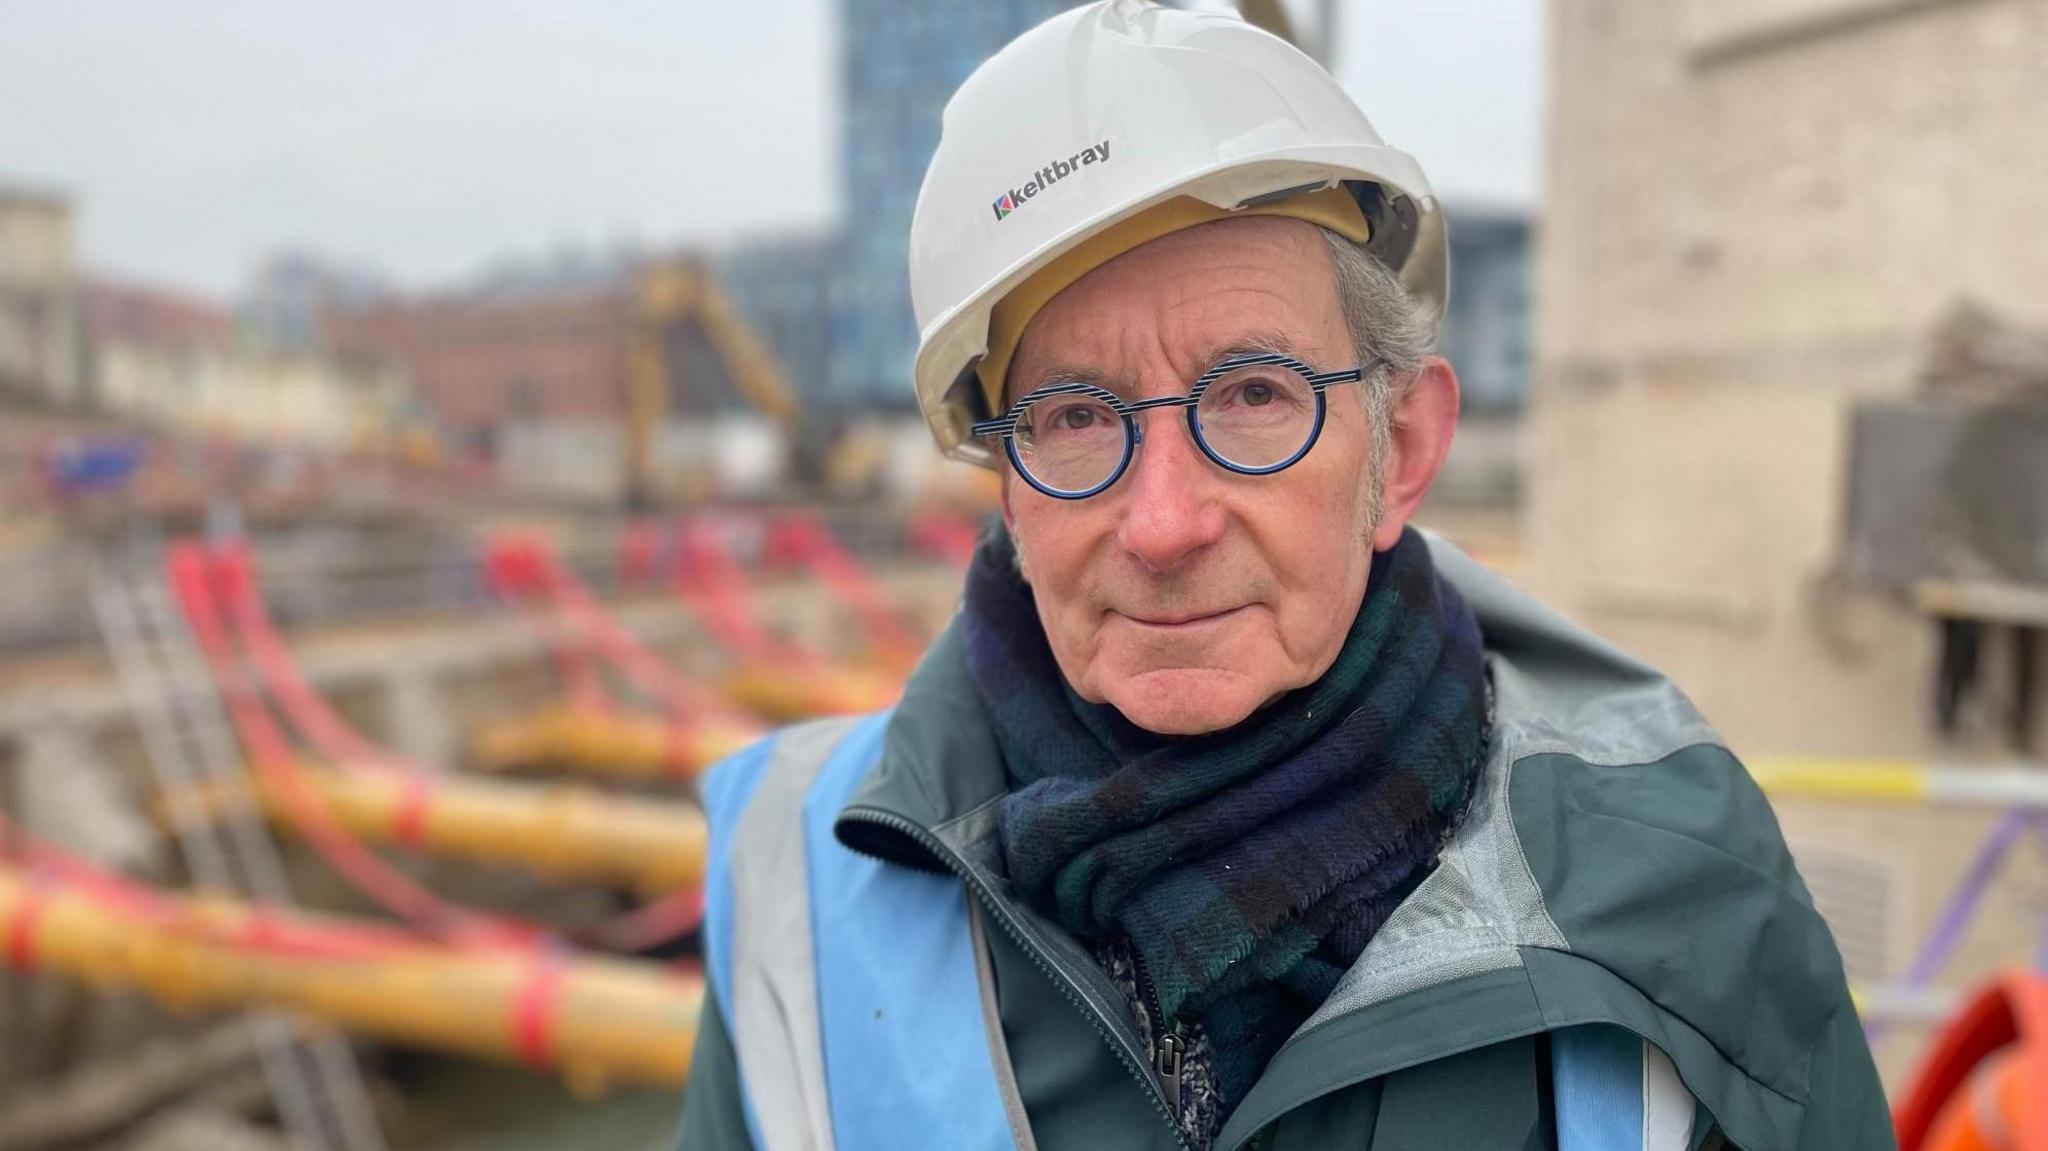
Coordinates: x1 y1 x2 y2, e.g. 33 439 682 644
470 704 758 782
721 664 902 723
1747 758 1933 803
0 864 699 1094
165 765 707 893
1747 757 2048 809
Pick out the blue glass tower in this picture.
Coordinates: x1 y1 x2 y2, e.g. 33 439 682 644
828 0 1082 412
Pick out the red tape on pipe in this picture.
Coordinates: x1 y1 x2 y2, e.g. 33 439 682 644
392 774 435 849
5 875 48 972
510 952 567 1069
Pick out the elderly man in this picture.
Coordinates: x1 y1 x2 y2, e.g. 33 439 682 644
678 3 1889 1149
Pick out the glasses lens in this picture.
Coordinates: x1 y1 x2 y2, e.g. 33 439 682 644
1014 393 1126 494
1194 362 1319 470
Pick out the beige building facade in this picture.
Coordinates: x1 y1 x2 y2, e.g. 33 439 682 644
1537 0 2048 1084
0 190 82 406
86 278 398 452
1538 0 2048 757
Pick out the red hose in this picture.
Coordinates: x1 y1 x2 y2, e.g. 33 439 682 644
672 517 815 672
487 534 746 724
764 512 921 667
167 544 528 947
207 544 408 774
169 539 708 951
587 887 705 954
0 809 433 963
480 541 608 713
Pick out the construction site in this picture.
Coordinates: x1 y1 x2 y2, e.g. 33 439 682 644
2 0 2046 1148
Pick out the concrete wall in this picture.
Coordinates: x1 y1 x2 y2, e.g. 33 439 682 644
1535 0 2048 760
1537 0 2048 1088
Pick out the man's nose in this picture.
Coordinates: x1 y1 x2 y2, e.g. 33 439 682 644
1115 410 1226 573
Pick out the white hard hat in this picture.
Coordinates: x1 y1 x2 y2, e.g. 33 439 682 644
908 0 1447 465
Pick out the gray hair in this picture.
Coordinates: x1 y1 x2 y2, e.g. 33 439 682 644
1318 226 1433 522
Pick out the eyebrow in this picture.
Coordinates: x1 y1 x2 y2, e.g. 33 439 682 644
1012 327 1313 404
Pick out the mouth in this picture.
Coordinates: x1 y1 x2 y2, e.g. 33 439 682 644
1120 605 1247 629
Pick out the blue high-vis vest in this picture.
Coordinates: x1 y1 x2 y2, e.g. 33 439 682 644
697 714 1694 1151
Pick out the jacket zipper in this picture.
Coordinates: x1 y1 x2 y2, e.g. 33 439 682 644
1129 945 1188 1112
838 806 1194 1151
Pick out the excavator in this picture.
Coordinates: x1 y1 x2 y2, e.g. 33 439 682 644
622 259 797 509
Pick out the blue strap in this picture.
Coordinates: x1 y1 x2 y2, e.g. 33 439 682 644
1553 1025 1644 1150
802 713 1019 1151
699 734 780 1150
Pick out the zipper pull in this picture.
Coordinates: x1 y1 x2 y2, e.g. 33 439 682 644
1155 1027 1185 1110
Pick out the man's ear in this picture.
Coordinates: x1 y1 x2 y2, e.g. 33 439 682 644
996 459 1017 533
1371 355 1460 552
994 465 1034 582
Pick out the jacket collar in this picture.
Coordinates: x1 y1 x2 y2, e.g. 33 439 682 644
834 619 1009 870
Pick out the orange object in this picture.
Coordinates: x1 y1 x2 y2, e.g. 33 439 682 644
167 539 710 950
1896 972 2048 1151
470 701 756 782
0 860 701 1094
156 759 708 894
720 663 902 722
1921 1052 2021 1151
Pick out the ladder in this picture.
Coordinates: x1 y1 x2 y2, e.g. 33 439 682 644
88 563 388 1151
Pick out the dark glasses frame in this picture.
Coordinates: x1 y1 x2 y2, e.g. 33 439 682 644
970 351 1376 500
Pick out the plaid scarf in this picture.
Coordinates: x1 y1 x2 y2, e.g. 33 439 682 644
962 527 1489 1112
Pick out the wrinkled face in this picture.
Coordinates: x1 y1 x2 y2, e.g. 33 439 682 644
1000 217 1380 735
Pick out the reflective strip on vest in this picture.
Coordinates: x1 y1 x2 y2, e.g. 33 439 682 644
702 733 780 1149
1552 1025 1697 1150
703 713 1022 1151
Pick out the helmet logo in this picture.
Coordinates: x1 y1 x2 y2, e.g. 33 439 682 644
991 139 1111 221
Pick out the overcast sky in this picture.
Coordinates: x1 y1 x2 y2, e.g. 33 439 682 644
0 1 1541 299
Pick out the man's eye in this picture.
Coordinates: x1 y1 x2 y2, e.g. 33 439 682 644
1241 382 1275 406
1058 407 1100 430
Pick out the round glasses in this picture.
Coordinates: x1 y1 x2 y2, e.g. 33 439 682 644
970 352 1374 500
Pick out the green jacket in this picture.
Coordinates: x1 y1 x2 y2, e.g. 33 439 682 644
678 537 1891 1150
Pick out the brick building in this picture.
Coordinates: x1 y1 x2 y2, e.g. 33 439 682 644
324 283 634 457
324 259 790 500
